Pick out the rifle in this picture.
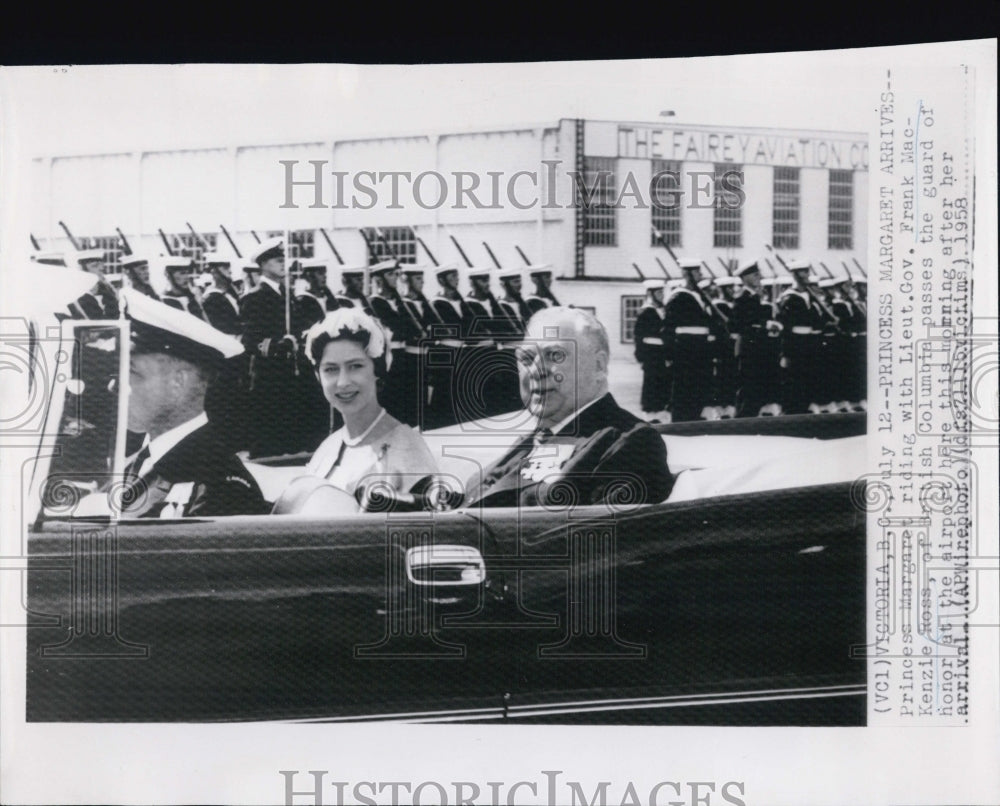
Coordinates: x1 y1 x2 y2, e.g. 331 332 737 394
818 261 836 279
765 244 841 329
717 257 731 275
654 257 673 279
250 231 262 244
185 222 209 250
482 241 503 269
319 228 344 264
651 227 729 328
851 257 868 279
631 262 645 280
158 229 176 256
416 236 439 266
115 227 132 255
219 225 242 258
58 221 81 250
514 245 532 265
29 233 41 251
449 234 473 268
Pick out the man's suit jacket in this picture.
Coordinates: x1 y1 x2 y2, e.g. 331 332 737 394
122 422 268 518
464 393 674 508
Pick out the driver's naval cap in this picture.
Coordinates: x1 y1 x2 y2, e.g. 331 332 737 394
122 288 243 368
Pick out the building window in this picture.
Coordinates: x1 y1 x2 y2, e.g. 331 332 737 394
621 295 645 343
772 166 800 250
360 226 416 264
579 156 617 247
828 170 853 250
651 159 682 248
713 164 743 248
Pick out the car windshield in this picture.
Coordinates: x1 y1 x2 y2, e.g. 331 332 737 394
34 322 128 519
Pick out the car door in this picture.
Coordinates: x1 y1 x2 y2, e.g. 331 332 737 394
27 507 514 722
479 483 866 725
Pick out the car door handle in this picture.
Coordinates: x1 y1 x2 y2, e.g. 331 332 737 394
405 545 486 586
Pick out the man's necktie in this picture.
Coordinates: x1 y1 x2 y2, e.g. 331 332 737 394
124 444 150 483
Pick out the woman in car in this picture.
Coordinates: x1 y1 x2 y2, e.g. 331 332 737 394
284 307 439 509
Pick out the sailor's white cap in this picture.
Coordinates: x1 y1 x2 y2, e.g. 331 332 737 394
249 237 284 265
73 249 106 265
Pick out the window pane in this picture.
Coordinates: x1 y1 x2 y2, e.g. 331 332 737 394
713 164 743 249
650 159 682 248
828 170 853 250
580 156 617 247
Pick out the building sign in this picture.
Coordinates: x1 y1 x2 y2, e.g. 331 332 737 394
616 125 869 170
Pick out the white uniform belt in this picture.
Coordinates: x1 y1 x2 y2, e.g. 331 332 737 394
438 339 465 348
641 336 664 345
675 326 710 336
791 326 819 335
404 345 427 355
390 341 406 350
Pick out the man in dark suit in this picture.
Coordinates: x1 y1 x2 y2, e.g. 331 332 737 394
118 289 267 518
464 307 674 509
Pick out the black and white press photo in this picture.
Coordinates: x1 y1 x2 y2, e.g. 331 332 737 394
1 42 996 806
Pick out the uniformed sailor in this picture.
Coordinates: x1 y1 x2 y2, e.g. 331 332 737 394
401 266 445 429
334 266 374 315
524 265 561 315
845 271 868 410
239 259 261 298
369 260 425 426
291 259 337 342
239 237 302 457
160 256 208 322
817 275 857 412
710 274 740 418
121 253 160 301
496 266 531 332
200 253 242 336
68 249 120 320
662 260 716 422
731 260 783 417
777 261 825 415
428 263 474 427
633 278 670 421
119 289 268 518
197 252 250 447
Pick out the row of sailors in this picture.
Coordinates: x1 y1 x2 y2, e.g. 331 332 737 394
44 239 562 458
633 258 868 422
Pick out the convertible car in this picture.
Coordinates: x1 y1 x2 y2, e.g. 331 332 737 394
22 319 868 724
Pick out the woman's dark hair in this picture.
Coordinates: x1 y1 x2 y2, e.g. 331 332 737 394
309 324 388 380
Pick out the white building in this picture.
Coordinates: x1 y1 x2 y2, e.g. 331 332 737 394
31 118 868 360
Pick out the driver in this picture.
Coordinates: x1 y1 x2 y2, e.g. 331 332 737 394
464 307 674 508
119 290 268 517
